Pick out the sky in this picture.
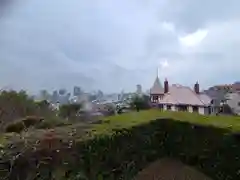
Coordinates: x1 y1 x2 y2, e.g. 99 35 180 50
0 0 239 94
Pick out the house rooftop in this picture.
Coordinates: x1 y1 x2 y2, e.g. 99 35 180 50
161 84 211 106
150 76 164 94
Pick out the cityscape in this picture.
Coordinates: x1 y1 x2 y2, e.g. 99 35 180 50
26 76 240 116
1 0 240 179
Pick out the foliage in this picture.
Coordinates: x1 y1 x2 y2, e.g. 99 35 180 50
0 90 39 128
104 104 116 116
59 103 82 118
0 91 67 132
35 117 70 129
5 116 43 133
130 95 150 111
1 110 240 180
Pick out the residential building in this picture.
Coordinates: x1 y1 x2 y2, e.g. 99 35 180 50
225 92 240 115
150 76 213 115
232 82 240 92
203 88 226 114
208 82 240 93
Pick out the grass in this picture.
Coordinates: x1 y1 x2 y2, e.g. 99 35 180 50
1 109 240 147
91 109 240 135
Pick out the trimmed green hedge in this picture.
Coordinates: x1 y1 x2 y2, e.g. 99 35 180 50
1 111 240 180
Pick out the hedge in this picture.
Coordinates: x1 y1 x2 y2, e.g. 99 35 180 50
0 110 240 180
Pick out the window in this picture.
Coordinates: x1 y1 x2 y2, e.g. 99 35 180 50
167 105 171 110
192 106 199 113
152 96 159 103
178 105 188 111
158 104 164 110
238 102 240 106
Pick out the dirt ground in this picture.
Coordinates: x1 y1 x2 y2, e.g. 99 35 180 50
134 158 212 180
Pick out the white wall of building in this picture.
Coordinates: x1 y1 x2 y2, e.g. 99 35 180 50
188 106 193 113
198 107 205 115
163 105 167 110
171 105 176 111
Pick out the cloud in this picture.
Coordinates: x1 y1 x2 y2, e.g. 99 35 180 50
0 0 240 94
179 29 208 47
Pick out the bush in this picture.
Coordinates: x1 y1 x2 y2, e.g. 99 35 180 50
22 116 44 126
5 120 25 133
0 90 39 127
36 117 69 129
1 111 240 180
130 95 150 111
59 103 82 118
5 116 43 133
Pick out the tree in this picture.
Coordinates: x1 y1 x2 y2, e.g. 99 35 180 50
0 90 39 127
130 95 150 112
35 100 53 116
104 103 116 116
59 103 82 119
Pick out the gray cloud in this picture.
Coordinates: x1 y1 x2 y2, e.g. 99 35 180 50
0 0 239 94
160 0 240 33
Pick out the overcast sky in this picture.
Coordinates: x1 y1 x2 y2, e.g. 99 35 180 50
0 0 239 94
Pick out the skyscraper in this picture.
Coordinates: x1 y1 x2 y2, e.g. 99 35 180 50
136 84 142 94
73 86 82 96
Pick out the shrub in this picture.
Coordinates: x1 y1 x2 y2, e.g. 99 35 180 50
59 103 82 118
5 120 25 133
5 116 43 133
22 116 44 126
36 117 69 129
1 111 240 180
0 90 39 126
130 95 150 111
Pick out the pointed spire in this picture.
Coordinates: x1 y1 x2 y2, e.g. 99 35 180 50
150 68 164 94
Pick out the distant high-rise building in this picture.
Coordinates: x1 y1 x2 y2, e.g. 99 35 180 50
51 90 59 103
73 86 82 96
97 90 104 99
136 84 142 94
59 89 67 95
39 89 49 100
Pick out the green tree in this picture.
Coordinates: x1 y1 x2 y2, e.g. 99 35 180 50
0 90 38 127
35 100 54 117
59 103 82 119
130 95 150 112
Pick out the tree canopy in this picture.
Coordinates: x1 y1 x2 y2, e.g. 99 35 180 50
58 103 82 119
130 94 150 111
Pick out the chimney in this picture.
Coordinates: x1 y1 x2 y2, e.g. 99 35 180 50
164 78 169 93
194 81 200 94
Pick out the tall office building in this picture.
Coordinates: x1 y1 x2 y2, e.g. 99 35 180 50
51 90 59 103
136 84 142 94
73 86 82 96
39 89 49 100
59 89 67 95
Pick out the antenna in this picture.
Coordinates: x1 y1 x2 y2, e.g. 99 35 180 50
157 67 159 77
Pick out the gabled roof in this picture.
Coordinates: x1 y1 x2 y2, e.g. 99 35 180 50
160 84 211 106
150 76 164 94
198 93 212 105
